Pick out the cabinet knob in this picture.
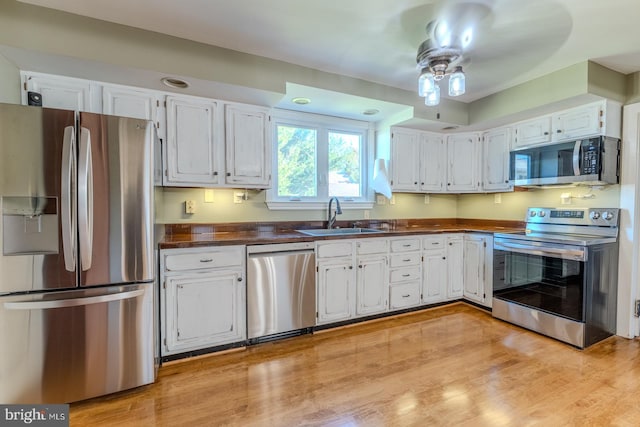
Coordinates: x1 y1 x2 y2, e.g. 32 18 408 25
213 171 218 176
414 182 418 185
544 131 549 135
349 266 353 270
442 257 446 260
358 265 363 269
505 180 509 183
237 277 243 282
447 183 451 186
421 182 424 185
556 129 562 133
226 172 231 177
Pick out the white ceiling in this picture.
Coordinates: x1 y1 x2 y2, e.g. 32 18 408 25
15 0 640 108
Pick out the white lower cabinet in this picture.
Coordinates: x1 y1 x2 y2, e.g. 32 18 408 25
355 238 389 316
316 241 356 324
421 236 447 304
160 246 246 356
388 237 422 310
317 258 356 324
463 234 494 307
446 235 464 299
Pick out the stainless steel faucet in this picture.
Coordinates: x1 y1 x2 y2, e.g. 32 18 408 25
327 197 342 229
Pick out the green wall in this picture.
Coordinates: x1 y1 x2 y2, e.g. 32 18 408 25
0 54 19 103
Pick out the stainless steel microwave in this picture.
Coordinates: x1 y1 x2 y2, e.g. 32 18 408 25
509 136 620 186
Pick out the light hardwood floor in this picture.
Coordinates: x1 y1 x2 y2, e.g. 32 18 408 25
70 303 640 426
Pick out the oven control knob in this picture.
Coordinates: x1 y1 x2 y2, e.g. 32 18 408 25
602 211 614 221
529 210 537 217
537 210 546 217
590 211 601 220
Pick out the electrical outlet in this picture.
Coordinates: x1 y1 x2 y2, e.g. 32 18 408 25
364 210 370 219
494 194 502 204
204 189 214 203
376 194 387 205
233 192 244 204
185 200 196 214
560 192 572 205
424 195 430 204
390 195 396 205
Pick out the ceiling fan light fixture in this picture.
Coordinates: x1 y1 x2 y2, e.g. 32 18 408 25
425 84 440 107
448 66 466 97
418 69 435 97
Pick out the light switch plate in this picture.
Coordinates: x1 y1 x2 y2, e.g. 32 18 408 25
494 194 502 204
204 189 214 203
185 200 196 214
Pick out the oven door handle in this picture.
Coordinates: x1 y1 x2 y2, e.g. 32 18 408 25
494 240 586 261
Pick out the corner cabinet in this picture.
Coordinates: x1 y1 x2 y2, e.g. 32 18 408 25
446 133 480 192
462 234 493 307
160 246 246 357
482 127 512 192
164 95 222 187
224 103 271 188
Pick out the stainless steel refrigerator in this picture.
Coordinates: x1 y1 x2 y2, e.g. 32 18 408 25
0 103 156 404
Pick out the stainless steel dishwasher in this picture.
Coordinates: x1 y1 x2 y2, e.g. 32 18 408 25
247 242 316 342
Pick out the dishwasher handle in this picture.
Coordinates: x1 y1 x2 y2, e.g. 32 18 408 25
247 242 315 255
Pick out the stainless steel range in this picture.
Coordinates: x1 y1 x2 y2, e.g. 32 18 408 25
493 207 620 348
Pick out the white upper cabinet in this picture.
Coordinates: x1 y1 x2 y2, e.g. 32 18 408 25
225 103 271 188
553 102 602 141
22 72 101 112
482 127 512 192
447 133 480 192
390 128 420 192
512 116 552 149
420 133 446 192
102 85 164 139
165 95 221 187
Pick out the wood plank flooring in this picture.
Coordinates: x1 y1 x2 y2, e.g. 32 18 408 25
70 303 640 426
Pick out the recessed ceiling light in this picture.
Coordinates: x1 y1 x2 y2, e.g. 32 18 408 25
292 97 311 105
161 77 189 89
363 109 380 116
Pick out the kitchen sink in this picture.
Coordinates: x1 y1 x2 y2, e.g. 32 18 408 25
296 228 385 236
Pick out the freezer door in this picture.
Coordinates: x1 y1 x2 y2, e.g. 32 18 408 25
0 283 155 403
78 113 155 287
0 104 77 294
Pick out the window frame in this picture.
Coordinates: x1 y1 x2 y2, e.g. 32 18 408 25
266 109 374 210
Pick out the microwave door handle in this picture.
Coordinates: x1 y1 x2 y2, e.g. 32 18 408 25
573 140 582 176
495 241 586 261
61 126 76 272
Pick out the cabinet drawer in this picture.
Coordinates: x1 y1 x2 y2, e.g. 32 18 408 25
390 253 421 267
390 238 421 252
163 246 244 272
389 282 421 309
422 236 445 250
317 241 353 258
356 238 388 255
389 266 421 283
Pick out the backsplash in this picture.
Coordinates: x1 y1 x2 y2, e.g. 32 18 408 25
157 185 621 224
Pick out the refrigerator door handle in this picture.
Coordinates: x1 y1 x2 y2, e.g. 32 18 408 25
4 289 144 310
78 127 94 271
61 126 76 272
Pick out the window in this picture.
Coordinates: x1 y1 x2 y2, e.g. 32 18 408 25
267 110 373 209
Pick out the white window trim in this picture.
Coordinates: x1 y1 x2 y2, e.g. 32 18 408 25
266 109 375 210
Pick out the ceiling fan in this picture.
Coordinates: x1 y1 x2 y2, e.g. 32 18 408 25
410 0 572 106
415 1 492 106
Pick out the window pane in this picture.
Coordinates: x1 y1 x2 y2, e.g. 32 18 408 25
277 125 317 197
328 131 361 197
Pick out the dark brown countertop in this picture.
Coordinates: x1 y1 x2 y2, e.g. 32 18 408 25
159 218 524 249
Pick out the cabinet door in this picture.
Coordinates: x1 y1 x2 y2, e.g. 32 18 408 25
446 236 464 298
225 104 271 188
420 133 446 192
553 103 602 141
164 270 245 354
422 251 447 304
356 255 388 316
23 73 100 112
463 235 485 304
513 116 552 149
447 134 480 192
390 128 420 192
483 127 513 192
165 95 221 186
317 259 356 324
